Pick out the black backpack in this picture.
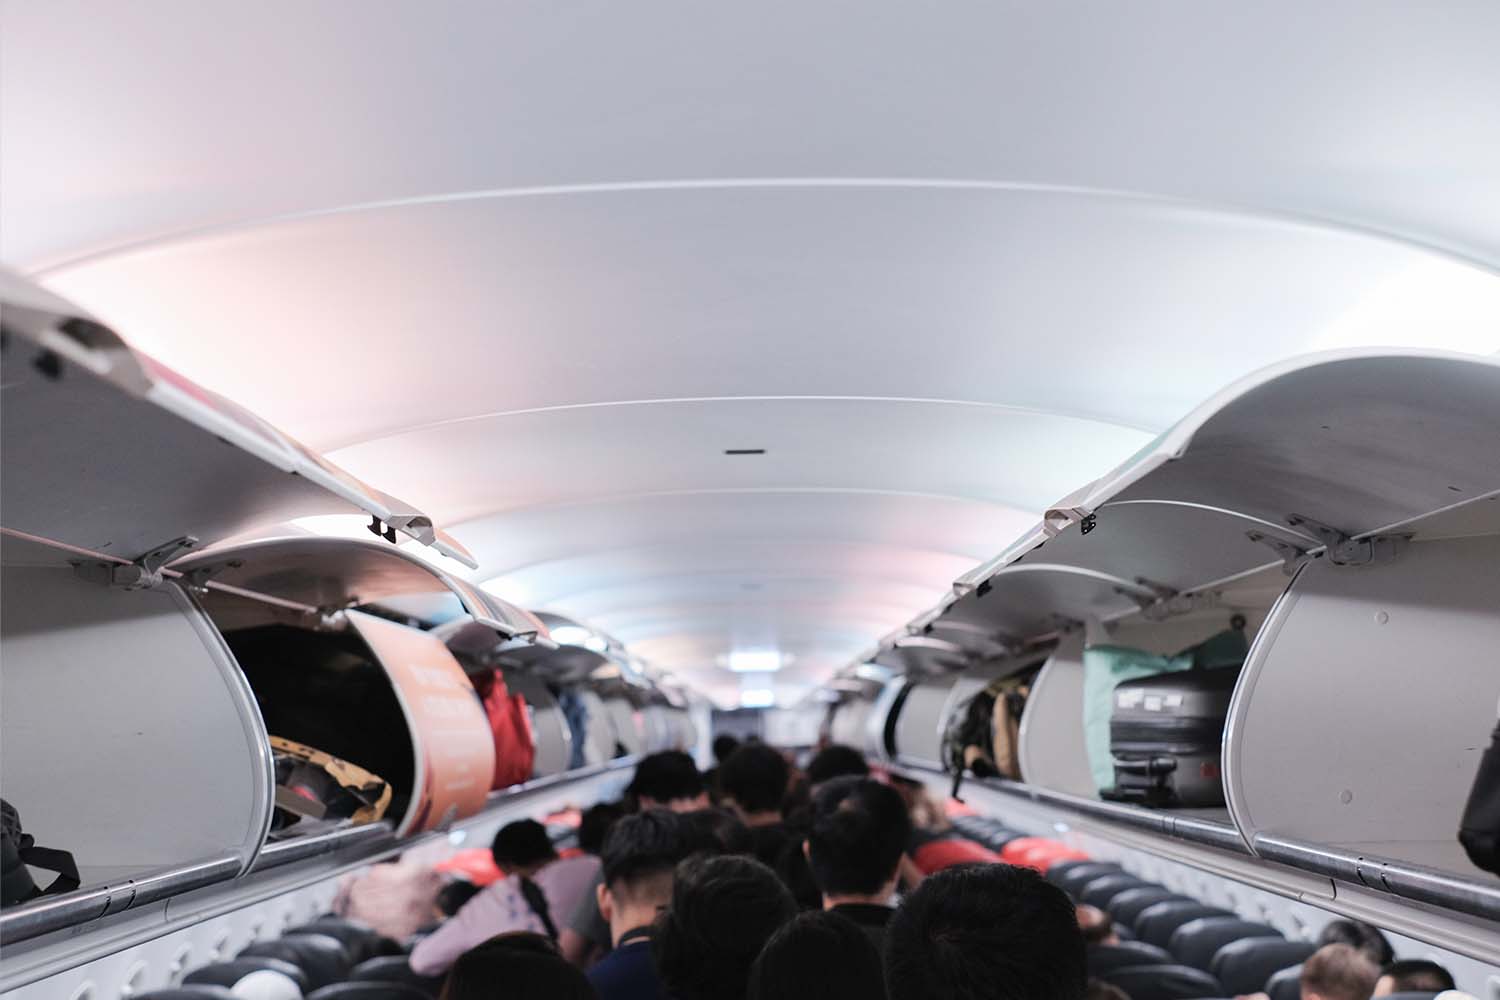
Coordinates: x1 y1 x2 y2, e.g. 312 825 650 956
1 799 80 907
1459 715 1500 877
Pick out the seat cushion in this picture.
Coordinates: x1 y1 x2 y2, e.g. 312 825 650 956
1135 901 1234 949
1087 941 1174 975
1102 963 1224 1000
1211 938 1315 995
1168 916 1282 970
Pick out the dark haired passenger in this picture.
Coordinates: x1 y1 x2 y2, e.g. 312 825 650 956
681 807 753 855
1318 919 1395 966
440 932 597 1000
804 777 912 949
719 744 794 866
586 811 697 1000
1076 904 1119 946
804 744 870 787
1373 960 1456 997
653 854 798 1000
885 863 1086 1000
578 801 627 855
412 819 600 975
564 753 707 965
1300 944 1379 1000
748 910 886 1000
706 734 741 803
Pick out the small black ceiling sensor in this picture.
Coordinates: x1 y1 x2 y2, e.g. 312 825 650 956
724 448 766 455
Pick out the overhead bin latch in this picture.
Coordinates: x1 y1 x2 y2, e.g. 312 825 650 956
72 535 199 591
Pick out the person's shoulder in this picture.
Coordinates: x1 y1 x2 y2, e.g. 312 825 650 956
586 942 660 994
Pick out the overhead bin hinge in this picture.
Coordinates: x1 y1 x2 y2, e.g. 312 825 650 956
71 535 199 591
1245 530 1312 575
1283 515 1410 568
179 559 244 595
1117 577 1222 622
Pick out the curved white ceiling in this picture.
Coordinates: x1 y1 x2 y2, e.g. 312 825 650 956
5 3 1499 705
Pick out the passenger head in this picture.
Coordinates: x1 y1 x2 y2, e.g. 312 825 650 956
804 744 870 787
577 800 626 855
1318 919 1395 966
748 910 886 1000
629 751 708 812
1301 944 1380 1000
598 809 696 945
713 734 742 762
436 879 481 918
1374 960 1456 997
805 777 911 904
653 854 798 1000
440 932 594 1000
490 819 557 876
885 863 1086 1000
681 807 753 855
719 744 791 823
1076 904 1118 946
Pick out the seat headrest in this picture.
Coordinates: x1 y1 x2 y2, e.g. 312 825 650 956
1107 888 1193 927
185 957 309 994
1134 901 1234 948
240 932 352 990
1078 873 1152 908
1167 915 1281 970
1102 963 1225 1000
1210 938 1315 995
1265 962 1304 1000
135 989 238 1000
1087 940 1174 975
305 983 434 1000
348 956 443 997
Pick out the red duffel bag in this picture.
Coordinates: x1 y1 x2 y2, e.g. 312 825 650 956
475 668 536 790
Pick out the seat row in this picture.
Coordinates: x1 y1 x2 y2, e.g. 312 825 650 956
951 814 1312 1000
139 916 440 1000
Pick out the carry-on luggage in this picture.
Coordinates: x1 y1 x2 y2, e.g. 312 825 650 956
1102 666 1240 808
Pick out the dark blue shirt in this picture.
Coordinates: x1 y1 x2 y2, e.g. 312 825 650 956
587 928 665 1000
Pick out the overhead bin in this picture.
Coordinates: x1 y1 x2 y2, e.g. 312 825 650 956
866 349 1500 924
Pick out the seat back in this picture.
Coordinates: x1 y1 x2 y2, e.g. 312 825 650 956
1168 915 1282 970
1108 887 1192 927
1087 940 1174 975
1135 901 1234 948
348 956 444 998
1266 962 1303 1000
1079 873 1152 908
241 932 352 990
137 989 238 1000
307 984 434 1000
1050 861 1121 895
1102 963 1224 1000
1211 938 1315 995
185 957 309 994
290 918 397 964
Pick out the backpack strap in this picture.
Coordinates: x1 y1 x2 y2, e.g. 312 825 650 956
518 876 559 940
18 841 80 897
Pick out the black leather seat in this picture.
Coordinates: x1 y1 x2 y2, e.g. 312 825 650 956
1169 915 1282 970
307 984 434 1000
290 918 401 964
1266 962 1302 1000
241 932 352 990
1049 861 1121 895
1079 873 1152 908
347 956 444 998
1211 938 1315 995
1102 964 1224 1000
1087 940 1174 975
1108 888 1194 928
1135 901 1234 948
137 990 237 1000
185 957 309 995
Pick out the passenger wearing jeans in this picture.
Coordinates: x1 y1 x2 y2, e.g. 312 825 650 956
410 819 599 976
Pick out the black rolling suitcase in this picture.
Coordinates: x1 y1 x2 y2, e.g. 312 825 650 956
1102 666 1240 808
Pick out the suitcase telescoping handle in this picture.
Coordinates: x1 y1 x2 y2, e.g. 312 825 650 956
1113 756 1179 778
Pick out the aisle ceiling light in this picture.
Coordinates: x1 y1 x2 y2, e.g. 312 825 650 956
725 649 788 672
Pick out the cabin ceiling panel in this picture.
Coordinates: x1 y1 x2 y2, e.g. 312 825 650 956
6 2 1499 269
36 188 1476 454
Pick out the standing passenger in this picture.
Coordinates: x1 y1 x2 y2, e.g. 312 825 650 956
803 777 911 951
719 744 794 866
